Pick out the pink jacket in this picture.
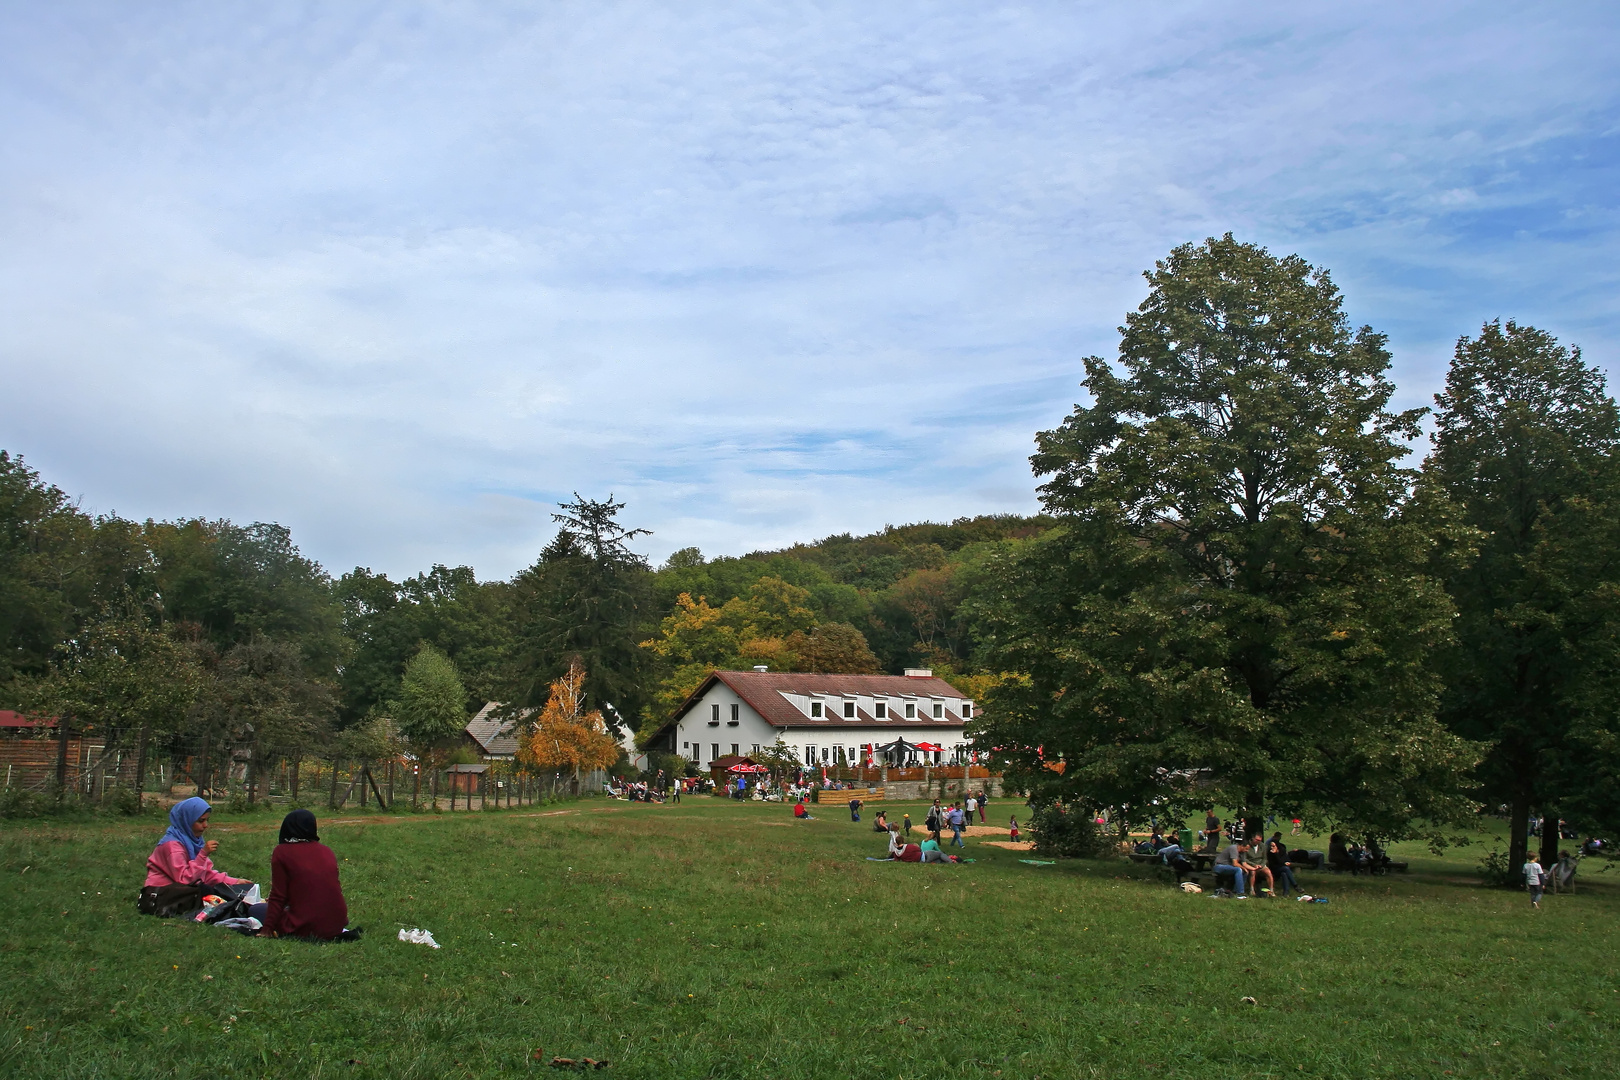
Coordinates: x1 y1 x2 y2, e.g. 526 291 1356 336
144 840 245 889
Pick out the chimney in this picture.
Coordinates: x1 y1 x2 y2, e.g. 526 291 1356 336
753 665 769 672
904 668 932 678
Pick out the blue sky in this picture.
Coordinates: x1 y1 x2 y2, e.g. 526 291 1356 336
2 2 1617 579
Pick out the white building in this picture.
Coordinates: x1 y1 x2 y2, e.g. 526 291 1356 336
643 668 975 769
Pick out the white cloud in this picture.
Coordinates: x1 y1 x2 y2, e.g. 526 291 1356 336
1 2 1617 577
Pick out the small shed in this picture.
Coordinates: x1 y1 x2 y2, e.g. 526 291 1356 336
447 762 488 793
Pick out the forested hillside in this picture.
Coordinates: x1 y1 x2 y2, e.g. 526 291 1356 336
0 453 1044 755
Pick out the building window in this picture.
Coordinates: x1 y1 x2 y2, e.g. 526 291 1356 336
905 702 917 719
711 743 720 760
729 703 739 723
805 744 816 763
875 701 887 719
933 702 943 718
711 703 720 722
843 700 856 718
962 703 972 718
821 746 830 762
731 743 739 757
811 701 823 717
751 744 760 754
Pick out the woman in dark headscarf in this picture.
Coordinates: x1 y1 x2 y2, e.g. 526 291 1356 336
139 797 255 915
261 809 349 940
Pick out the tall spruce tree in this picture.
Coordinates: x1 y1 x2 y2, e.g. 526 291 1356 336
974 235 1476 841
506 495 654 732
1427 320 1620 872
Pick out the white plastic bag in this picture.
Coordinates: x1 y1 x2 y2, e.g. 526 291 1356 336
398 927 441 948
242 883 261 905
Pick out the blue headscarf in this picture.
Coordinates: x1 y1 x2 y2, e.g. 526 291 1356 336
157 797 211 860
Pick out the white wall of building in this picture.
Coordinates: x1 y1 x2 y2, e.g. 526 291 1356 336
673 680 973 768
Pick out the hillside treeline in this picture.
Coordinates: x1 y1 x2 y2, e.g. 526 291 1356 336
0 456 1041 753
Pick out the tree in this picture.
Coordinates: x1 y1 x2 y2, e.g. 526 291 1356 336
24 594 205 803
784 622 880 674
518 659 620 792
391 645 468 761
973 235 1476 841
193 636 336 754
1426 320 1620 871
507 496 654 732
0 451 95 694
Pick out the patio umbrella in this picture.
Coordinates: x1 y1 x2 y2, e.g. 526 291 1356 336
914 741 944 753
874 738 922 755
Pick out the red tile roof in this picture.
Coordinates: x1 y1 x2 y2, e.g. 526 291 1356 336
664 670 972 734
0 710 55 729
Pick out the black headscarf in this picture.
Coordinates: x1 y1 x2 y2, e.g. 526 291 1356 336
279 809 319 844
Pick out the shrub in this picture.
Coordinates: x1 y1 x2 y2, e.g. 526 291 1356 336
1027 802 1112 858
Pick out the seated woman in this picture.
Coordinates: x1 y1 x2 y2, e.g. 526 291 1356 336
918 836 952 863
871 810 889 832
139 797 258 917
887 824 922 862
261 810 349 940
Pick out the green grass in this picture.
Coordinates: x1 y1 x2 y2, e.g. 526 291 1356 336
2 798 1617 1079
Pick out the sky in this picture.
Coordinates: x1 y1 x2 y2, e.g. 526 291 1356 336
2 2 1617 580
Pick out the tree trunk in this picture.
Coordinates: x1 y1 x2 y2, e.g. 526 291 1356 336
412 763 421 810
132 725 150 813
359 760 368 808
54 716 71 797
1508 787 1532 880
1539 808 1561 869
290 758 301 802
329 757 342 810
431 767 439 810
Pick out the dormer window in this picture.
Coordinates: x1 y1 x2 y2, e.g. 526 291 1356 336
810 700 823 718
962 703 973 718
905 702 916 719
933 702 943 718
875 701 887 719
843 700 856 719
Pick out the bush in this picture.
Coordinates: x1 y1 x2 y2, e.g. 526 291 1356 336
1027 803 1113 859
1477 849 1521 888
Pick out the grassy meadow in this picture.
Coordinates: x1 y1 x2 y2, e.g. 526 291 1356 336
1 796 1617 1079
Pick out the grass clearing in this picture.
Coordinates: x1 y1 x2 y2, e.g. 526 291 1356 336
2 798 1617 1078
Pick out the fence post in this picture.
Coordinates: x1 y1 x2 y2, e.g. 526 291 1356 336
54 716 71 797
412 763 421 810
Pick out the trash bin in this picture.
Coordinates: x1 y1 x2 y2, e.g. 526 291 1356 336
1177 828 1195 850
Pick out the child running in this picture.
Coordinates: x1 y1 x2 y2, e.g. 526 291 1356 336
1009 815 1020 844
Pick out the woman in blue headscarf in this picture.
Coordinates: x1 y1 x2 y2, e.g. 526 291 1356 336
139 797 254 915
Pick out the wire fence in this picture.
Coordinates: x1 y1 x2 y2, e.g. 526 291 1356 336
0 729 606 812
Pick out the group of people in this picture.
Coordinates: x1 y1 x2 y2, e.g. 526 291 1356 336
138 796 352 940
1209 832 1301 897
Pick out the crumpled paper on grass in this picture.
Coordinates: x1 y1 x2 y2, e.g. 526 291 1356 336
398 927 441 948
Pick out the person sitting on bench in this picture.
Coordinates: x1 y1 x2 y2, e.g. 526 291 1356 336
1213 838 1248 895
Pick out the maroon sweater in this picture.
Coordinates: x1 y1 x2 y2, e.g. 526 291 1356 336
264 841 348 940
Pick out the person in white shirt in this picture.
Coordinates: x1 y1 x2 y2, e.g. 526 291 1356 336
1524 854 1547 908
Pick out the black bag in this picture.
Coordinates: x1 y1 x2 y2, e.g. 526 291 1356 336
136 880 251 920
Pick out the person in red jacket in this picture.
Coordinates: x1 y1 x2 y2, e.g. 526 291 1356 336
261 810 349 940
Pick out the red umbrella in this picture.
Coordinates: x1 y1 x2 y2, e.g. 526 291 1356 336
914 741 944 752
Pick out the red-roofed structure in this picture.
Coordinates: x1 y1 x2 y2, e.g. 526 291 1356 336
644 668 975 771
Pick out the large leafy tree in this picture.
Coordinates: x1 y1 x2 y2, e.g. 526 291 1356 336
1426 320 1620 870
0 451 97 694
974 235 1475 840
334 564 511 725
506 495 655 730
